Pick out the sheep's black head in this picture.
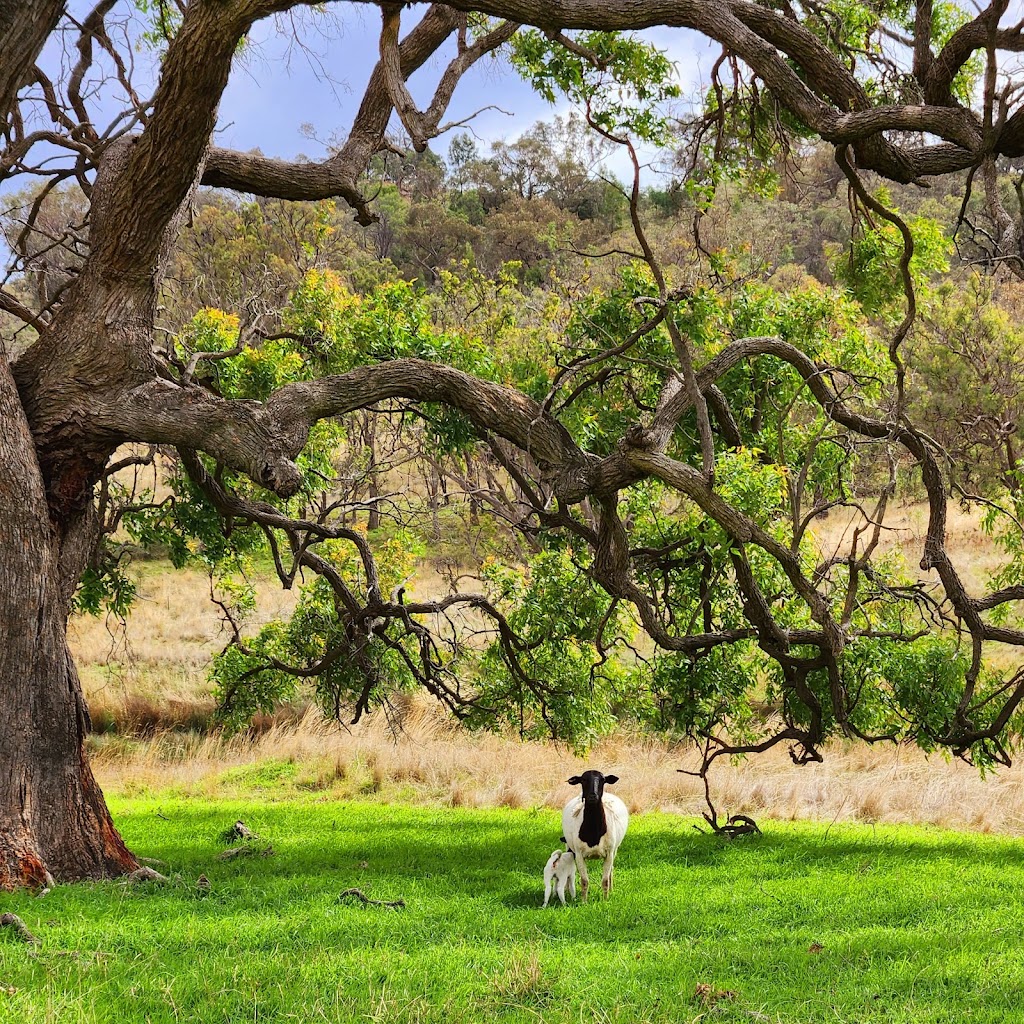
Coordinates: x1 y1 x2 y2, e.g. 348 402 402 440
567 770 619 805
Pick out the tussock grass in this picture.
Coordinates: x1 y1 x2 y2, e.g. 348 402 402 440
85 703 1024 836
2 799 1024 1023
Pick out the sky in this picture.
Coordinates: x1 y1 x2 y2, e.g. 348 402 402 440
212 6 713 183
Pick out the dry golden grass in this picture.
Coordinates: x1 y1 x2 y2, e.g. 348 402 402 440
72 502 1024 834
70 562 298 708
812 498 1022 673
86 697 1024 836
806 493 1015 598
811 497 1007 594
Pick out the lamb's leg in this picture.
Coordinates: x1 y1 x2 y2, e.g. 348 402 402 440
556 873 568 905
568 867 576 902
543 873 553 907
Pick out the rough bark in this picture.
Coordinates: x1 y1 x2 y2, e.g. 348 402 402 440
0 354 137 888
0 0 66 129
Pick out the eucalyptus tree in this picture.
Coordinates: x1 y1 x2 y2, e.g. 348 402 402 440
3 0 1024 888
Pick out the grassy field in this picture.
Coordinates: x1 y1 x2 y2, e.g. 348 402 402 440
2 797 1024 1023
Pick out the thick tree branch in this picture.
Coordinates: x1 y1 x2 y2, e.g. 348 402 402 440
95 359 593 502
203 4 469 221
379 5 518 151
0 1 66 133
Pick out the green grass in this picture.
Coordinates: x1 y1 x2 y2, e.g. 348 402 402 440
2 798 1024 1023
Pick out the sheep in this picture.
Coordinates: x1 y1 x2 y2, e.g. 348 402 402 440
561 770 629 901
542 848 577 907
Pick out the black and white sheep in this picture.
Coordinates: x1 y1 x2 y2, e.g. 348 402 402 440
542 848 577 906
561 770 629 900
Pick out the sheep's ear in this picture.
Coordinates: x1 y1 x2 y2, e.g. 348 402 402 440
567 775 582 785
604 774 620 785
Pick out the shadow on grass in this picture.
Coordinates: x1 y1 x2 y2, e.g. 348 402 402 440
107 800 1024 923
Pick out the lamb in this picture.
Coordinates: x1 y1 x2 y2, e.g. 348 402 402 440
542 848 577 907
561 770 629 901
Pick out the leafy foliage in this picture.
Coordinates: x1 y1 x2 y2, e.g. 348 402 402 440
832 202 951 315
510 31 681 144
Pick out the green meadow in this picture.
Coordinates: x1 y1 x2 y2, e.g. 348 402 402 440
2 796 1023 1023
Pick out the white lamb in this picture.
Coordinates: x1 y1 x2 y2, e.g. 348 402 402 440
561 770 629 901
542 848 577 907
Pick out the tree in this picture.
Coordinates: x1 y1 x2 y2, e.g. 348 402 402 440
4 0 1024 888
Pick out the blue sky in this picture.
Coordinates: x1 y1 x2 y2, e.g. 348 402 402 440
214 6 712 181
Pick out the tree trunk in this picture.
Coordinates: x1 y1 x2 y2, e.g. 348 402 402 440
0 354 137 889
364 415 381 532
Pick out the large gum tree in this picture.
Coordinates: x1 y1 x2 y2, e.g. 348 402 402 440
4 0 1024 887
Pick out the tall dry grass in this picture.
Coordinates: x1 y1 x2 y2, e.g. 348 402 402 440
72 503 1024 834
87 697 1024 836
71 562 298 716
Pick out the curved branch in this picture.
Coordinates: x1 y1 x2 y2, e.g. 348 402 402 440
99 359 593 501
203 3 473 222
379 6 518 151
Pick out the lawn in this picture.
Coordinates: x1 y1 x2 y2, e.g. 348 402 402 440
1 797 1023 1023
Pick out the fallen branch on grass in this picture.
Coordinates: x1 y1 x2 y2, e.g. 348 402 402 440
682 769 762 838
693 982 738 1006
221 820 262 843
719 814 762 837
692 812 762 838
338 888 406 909
0 913 39 945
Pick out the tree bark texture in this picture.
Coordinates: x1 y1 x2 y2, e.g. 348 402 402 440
0 0 66 126
0 354 137 888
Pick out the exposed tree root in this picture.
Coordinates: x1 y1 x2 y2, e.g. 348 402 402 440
124 866 169 884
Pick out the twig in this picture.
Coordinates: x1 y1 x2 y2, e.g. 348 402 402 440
338 887 406 909
124 866 169 884
0 913 39 945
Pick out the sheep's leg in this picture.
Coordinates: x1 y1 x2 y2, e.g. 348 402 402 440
577 856 590 902
602 852 616 898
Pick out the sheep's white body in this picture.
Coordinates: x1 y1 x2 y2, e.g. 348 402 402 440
542 849 577 906
561 792 629 900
